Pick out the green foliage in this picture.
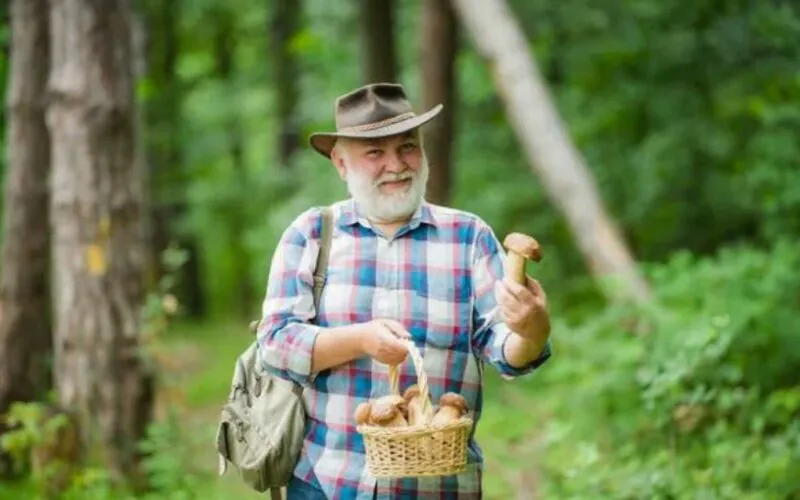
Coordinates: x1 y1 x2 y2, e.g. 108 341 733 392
0 400 67 478
135 409 205 500
0 403 209 500
513 0 800 259
166 0 800 314
1 0 798 498
529 239 800 499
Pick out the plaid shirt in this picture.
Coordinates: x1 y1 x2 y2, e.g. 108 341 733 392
257 198 552 499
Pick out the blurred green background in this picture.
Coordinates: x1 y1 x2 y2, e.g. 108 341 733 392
1 0 799 498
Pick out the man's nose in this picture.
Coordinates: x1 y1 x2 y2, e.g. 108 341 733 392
383 151 406 173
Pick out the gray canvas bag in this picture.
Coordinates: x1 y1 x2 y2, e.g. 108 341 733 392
215 207 333 499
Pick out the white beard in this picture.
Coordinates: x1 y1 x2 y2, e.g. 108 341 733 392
344 155 429 223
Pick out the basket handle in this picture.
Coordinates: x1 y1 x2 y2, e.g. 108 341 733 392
388 339 434 423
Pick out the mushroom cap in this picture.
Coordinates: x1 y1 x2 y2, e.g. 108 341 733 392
377 394 406 409
354 402 372 425
371 395 408 423
370 402 400 424
402 384 420 402
439 392 469 416
503 233 542 262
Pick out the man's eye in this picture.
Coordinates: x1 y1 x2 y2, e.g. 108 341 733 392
366 149 382 157
402 143 416 151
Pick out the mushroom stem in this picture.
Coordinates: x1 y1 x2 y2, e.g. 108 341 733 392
403 385 425 427
384 411 408 428
431 406 462 427
507 251 527 285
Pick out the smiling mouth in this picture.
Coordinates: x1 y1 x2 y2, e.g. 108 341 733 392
377 177 412 189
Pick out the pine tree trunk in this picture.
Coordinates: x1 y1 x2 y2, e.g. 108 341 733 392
270 0 301 168
0 0 52 475
420 0 458 205
359 0 397 83
450 0 653 303
47 0 155 484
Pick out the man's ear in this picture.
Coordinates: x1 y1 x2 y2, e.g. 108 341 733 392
330 144 348 180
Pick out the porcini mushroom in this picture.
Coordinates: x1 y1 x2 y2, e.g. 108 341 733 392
502 233 542 285
354 402 372 426
431 392 469 427
370 395 408 428
402 385 425 427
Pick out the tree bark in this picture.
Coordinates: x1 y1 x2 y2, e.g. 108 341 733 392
359 0 397 83
47 0 155 485
0 0 52 475
449 0 653 303
420 0 458 205
270 0 301 168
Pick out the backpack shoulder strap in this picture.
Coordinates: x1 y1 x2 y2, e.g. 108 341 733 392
312 206 333 315
249 206 333 334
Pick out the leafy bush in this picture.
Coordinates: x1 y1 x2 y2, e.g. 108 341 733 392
534 239 800 499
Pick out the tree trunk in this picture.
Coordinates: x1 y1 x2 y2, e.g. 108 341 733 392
0 0 52 475
270 0 301 168
420 0 458 205
359 0 397 83
449 0 653 303
47 0 156 485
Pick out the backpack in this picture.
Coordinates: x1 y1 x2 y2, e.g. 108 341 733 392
215 207 334 499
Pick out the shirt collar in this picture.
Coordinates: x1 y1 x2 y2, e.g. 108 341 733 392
337 198 438 230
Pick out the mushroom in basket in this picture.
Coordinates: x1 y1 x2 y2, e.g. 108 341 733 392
402 384 425 427
354 395 408 428
431 392 469 427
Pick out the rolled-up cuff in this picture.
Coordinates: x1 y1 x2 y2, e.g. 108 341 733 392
495 328 552 379
258 322 321 387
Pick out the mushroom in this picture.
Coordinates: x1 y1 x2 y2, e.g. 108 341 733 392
354 402 372 426
431 393 469 427
502 233 542 285
402 385 425 427
370 395 408 428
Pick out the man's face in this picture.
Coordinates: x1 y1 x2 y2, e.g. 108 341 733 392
333 131 429 223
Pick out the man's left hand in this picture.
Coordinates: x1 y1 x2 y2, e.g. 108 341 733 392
494 276 551 341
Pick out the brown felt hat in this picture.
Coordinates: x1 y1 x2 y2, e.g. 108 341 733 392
309 82 443 158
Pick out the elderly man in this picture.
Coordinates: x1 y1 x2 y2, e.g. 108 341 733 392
257 83 552 500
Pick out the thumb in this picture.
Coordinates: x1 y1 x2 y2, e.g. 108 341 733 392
382 319 411 339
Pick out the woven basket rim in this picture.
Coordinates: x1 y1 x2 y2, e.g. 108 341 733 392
357 415 473 437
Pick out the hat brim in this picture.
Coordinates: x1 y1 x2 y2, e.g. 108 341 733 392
308 103 443 159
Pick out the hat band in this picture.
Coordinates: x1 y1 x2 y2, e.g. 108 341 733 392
338 112 417 133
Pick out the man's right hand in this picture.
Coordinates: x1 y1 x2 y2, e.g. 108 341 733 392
361 319 411 365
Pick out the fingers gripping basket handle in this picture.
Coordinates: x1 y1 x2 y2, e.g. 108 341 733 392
388 339 434 422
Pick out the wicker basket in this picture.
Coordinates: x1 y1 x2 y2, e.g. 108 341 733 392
357 339 473 478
